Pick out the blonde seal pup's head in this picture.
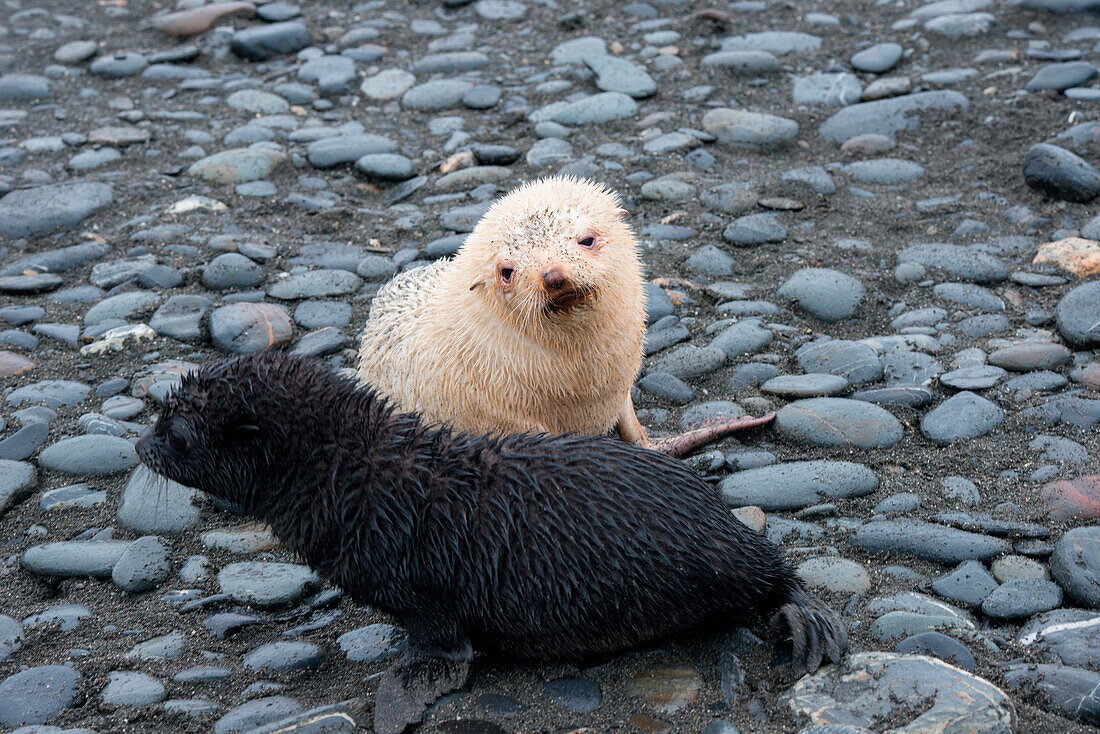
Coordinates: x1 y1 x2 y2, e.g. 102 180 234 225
458 176 644 340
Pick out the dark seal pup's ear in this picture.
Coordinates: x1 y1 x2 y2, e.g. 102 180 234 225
231 424 261 440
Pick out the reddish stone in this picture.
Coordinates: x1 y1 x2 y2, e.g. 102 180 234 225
0 350 33 377
1042 476 1100 521
733 505 766 533
152 2 255 37
1033 237 1100 278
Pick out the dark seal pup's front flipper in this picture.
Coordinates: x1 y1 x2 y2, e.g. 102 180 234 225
649 413 776 458
374 610 472 734
767 589 848 680
374 650 470 734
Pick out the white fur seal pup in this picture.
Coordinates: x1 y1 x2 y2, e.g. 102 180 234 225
358 176 773 456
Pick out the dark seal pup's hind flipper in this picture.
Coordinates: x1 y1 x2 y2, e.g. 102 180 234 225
373 651 469 734
768 590 848 680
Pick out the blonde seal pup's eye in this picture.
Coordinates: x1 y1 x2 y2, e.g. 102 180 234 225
498 262 515 285
577 236 596 248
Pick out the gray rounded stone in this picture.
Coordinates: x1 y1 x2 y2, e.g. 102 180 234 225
149 295 213 343
356 153 415 180
112 536 171 593
700 50 779 74
851 43 903 73
215 697 303 734
268 270 361 300
1018 609 1100 668
703 108 799 151
360 69 416 101
843 158 925 184
761 374 848 397
1056 281 1100 347
818 91 968 143
796 557 871 594
0 615 22 663
775 398 903 448
21 540 130 578
920 392 1004 444
0 73 50 100
853 519 1011 564
793 73 862 106
776 268 864 322
795 340 884 385
38 435 137 475
1023 143 1100 203
84 290 162 326
227 89 290 114
188 148 287 185
719 460 878 511
709 320 772 357
337 623 406 662
0 182 113 238
648 345 725 380
402 80 475 111
981 579 1063 619
939 365 1007 390
784 653 1012 732
210 303 294 354
1051 527 1100 609
230 21 310 61
243 642 325 672
722 213 787 245
203 253 264 290
306 134 396 168
89 52 148 76
218 562 321 608
0 666 81 727
584 54 657 98
101 671 166 707
0 459 36 514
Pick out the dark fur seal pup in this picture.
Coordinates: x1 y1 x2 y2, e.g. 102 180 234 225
137 351 846 734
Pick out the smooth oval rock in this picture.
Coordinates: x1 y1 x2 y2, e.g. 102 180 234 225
783 653 1013 732
719 461 878 511
21 540 130 578
775 398 903 448
852 519 1011 564
38 435 137 475
1056 281 1100 347
0 665 82 727
1023 143 1100 203
243 641 325 672
0 182 113 238
1051 527 1100 609
101 671 166 707
188 148 288 185
218 562 321 608
776 268 865 322
210 303 293 354
920 392 1003 444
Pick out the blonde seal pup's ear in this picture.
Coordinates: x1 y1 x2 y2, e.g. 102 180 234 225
469 279 485 291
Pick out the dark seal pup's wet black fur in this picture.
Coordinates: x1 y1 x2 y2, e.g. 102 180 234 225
138 351 847 732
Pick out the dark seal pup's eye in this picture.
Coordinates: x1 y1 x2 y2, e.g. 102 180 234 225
168 420 191 454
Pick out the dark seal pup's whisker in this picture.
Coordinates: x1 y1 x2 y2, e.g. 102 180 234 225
137 350 848 734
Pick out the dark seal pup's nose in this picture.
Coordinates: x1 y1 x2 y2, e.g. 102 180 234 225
135 429 153 461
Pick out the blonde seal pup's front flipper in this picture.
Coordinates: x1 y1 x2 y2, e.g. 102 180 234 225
358 176 770 456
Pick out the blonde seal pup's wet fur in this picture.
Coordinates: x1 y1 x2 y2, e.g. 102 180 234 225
358 176 773 454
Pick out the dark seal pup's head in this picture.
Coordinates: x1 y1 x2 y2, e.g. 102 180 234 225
136 350 353 509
